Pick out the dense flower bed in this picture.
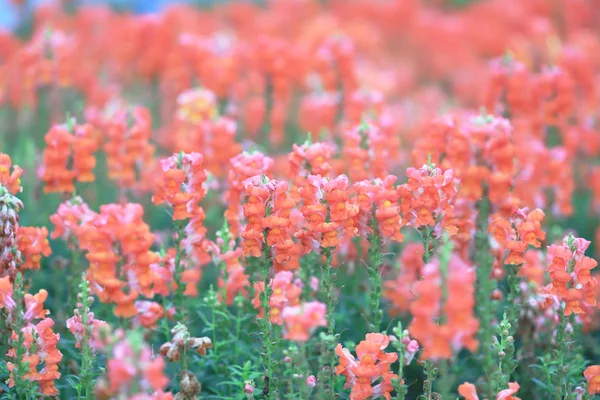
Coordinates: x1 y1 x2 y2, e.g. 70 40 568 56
1 0 600 398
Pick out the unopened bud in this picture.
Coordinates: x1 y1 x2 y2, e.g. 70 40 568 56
244 382 254 394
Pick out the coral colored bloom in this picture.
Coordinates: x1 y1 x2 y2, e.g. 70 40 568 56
496 382 520 400
335 333 398 400
97 332 170 398
0 276 15 310
17 226 52 270
66 311 109 352
409 254 479 360
282 301 327 341
41 121 98 193
458 382 479 400
584 365 600 394
0 153 22 194
539 235 598 315
253 270 302 324
7 318 63 396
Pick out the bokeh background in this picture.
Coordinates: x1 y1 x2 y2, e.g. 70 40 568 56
0 0 211 29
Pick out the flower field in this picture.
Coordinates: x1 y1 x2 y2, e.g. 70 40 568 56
2 0 600 398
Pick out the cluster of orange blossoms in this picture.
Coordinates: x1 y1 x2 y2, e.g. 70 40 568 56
41 120 97 193
95 331 171 400
169 89 241 177
50 199 166 323
539 235 598 316
383 243 424 316
490 207 546 267
6 318 63 396
0 153 22 195
342 120 401 183
216 247 249 306
225 151 273 238
3 0 600 398
1 155 64 394
99 105 155 190
153 151 211 294
399 164 459 237
298 174 358 250
336 333 398 400
16 226 51 270
409 255 479 360
252 270 326 342
458 381 521 400
253 271 301 325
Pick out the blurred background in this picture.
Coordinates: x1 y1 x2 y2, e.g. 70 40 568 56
0 0 211 29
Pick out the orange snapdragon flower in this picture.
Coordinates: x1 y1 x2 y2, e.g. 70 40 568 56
134 301 166 329
398 163 459 238
281 301 327 342
539 235 598 316
0 276 15 310
96 332 170 399
297 174 357 251
409 255 479 360
17 226 52 270
335 333 398 400
7 318 63 396
383 243 424 316
489 207 545 266
458 382 479 400
50 197 96 241
584 365 600 394
253 270 302 325
496 382 521 400
153 152 212 295
264 180 301 271
66 203 163 318
225 151 273 237
153 152 207 220
288 141 334 188
241 175 270 258
41 121 97 193
101 104 155 188
217 248 249 306
0 153 22 194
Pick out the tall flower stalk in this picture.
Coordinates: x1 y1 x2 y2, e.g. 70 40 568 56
474 190 496 397
367 207 383 333
152 151 209 322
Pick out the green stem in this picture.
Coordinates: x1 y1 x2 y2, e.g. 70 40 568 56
502 262 520 380
173 221 186 322
474 189 496 397
421 227 433 264
78 274 95 399
367 207 383 332
320 244 337 398
392 323 408 400
260 230 274 399
552 312 569 400
69 239 81 308
422 361 436 400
